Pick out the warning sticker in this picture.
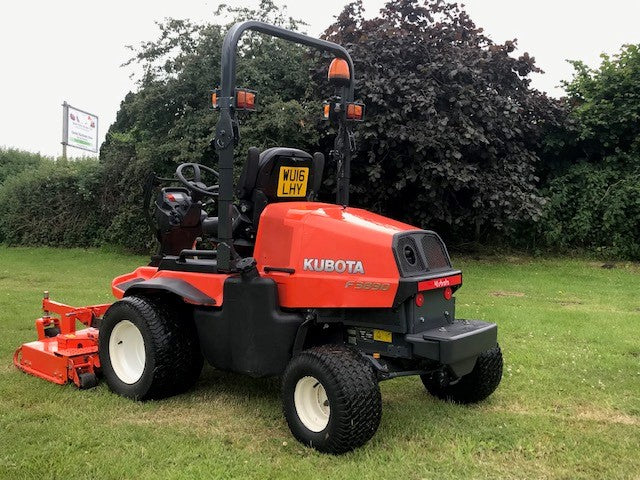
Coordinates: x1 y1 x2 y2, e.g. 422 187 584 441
373 329 392 343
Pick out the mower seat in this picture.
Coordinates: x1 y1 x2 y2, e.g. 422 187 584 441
237 147 325 226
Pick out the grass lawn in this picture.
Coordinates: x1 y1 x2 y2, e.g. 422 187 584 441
0 246 639 479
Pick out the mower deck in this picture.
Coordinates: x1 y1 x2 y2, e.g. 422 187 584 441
13 293 110 389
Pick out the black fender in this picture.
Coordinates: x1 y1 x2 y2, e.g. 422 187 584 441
123 277 216 306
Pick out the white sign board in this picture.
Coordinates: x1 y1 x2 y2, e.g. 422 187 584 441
62 103 98 153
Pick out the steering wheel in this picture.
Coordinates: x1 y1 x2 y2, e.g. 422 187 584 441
175 163 219 197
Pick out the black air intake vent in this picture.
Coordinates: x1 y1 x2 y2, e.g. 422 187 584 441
421 233 450 272
393 231 452 277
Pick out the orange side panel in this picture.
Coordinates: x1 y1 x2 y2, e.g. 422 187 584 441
112 266 158 299
254 202 416 308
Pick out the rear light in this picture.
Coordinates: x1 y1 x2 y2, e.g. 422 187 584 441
235 89 256 110
322 101 366 122
415 293 424 307
443 287 453 300
210 88 257 111
346 102 365 121
246 92 255 109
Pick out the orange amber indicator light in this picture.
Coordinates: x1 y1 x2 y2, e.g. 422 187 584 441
347 103 355 118
211 92 218 108
246 92 255 109
236 90 247 109
346 103 364 120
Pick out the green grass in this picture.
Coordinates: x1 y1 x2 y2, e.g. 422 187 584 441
1 247 639 479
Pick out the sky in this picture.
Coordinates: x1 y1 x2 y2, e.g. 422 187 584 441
1 0 639 157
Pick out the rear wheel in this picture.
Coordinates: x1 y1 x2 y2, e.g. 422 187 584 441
282 345 382 454
421 345 503 404
99 295 203 400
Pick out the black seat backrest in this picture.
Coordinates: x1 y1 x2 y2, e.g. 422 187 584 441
238 147 324 201
237 147 325 226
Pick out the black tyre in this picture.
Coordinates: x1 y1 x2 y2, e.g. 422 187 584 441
282 344 382 454
44 326 60 337
421 345 503 404
78 372 98 389
98 295 203 400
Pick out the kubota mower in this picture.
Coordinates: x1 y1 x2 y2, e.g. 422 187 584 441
14 21 503 454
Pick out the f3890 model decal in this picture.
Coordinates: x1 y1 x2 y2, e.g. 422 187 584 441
303 258 365 274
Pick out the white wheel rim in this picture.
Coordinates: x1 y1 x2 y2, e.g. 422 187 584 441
109 320 145 384
294 376 330 432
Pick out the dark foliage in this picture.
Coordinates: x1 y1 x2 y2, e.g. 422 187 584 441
0 148 45 185
3 1 636 260
539 164 640 259
535 44 640 259
99 1 317 250
319 0 565 242
0 159 105 246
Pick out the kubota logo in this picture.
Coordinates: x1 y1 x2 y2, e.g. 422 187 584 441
303 258 365 274
434 279 450 288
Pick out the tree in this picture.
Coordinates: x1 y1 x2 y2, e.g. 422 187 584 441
100 0 566 252
563 44 640 167
99 1 318 250
320 0 565 242
535 44 640 259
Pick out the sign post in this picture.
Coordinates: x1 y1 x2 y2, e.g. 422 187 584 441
61 102 99 157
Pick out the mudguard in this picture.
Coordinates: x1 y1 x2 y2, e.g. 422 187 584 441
124 277 216 306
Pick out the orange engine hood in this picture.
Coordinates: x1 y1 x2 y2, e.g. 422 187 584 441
253 202 418 308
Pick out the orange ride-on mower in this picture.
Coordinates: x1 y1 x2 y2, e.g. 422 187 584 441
14 21 502 454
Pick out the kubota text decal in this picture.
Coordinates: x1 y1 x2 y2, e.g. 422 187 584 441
303 258 365 274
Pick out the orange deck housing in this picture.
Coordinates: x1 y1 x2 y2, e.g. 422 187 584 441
13 295 110 388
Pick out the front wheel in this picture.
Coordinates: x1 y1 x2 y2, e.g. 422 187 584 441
421 345 503 404
282 345 382 454
98 296 203 400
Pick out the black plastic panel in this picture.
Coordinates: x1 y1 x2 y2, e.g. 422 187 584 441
406 319 497 365
194 276 303 377
125 277 216 305
392 230 452 278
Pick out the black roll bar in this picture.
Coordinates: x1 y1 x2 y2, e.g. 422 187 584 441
214 21 356 272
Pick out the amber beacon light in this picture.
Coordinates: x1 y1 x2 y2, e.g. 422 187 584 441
328 58 351 84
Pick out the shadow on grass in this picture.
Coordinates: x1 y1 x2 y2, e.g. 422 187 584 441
196 365 282 399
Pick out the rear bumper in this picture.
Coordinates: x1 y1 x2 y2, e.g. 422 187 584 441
406 319 497 375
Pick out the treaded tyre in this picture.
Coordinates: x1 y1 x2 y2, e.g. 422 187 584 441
78 372 98 389
421 345 503 404
44 326 61 337
282 344 382 454
99 295 203 400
